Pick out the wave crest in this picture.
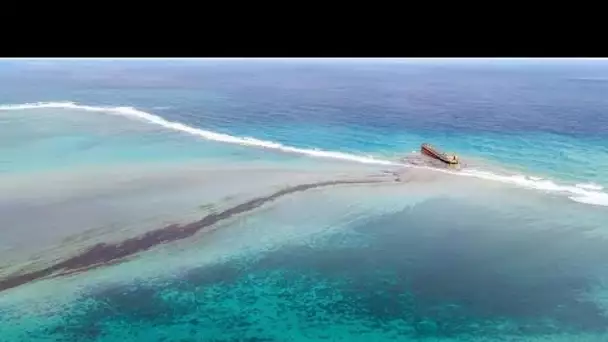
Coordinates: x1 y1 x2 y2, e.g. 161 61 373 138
575 183 604 191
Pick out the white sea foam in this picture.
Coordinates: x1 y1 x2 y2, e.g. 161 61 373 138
1 101 607 207
569 193 608 206
575 182 604 191
408 163 608 207
458 169 608 207
0 102 395 166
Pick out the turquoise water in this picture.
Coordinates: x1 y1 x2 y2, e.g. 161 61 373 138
1 182 607 341
1 59 608 341
221 122 608 186
0 108 321 175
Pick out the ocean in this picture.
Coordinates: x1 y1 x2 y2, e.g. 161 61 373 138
1 58 607 341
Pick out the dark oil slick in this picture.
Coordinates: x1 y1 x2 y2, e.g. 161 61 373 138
0 178 387 293
2 59 608 342
7 196 607 342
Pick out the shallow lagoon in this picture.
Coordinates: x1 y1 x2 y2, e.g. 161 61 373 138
2 170 607 341
2 60 608 341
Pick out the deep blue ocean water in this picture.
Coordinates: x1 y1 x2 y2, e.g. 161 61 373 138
1 58 608 341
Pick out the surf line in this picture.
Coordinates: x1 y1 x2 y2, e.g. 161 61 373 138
0 177 391 293
0 101 397 166
2 101 607 207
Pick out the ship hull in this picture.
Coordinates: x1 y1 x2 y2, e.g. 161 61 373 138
420 143 459 164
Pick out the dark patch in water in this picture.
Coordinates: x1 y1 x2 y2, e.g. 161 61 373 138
4 183 608 340
49 324 101 340
0 178 387 293
16 197 608 341
227 198 608 336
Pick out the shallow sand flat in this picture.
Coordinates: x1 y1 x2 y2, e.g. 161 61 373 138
0 160 391 278
1 163 589 292
1 168 608 341
3 157 607 282
1 162 468 292
0 169 466 299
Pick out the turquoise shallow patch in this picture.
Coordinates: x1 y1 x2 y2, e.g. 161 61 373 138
0 108 313 175
220 122 608 187
1 189 607 341
2 60 608 341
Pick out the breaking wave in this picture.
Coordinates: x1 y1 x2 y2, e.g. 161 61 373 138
1 101 607 207
457 170 608 207
576 183 604 191
0 102 394 165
